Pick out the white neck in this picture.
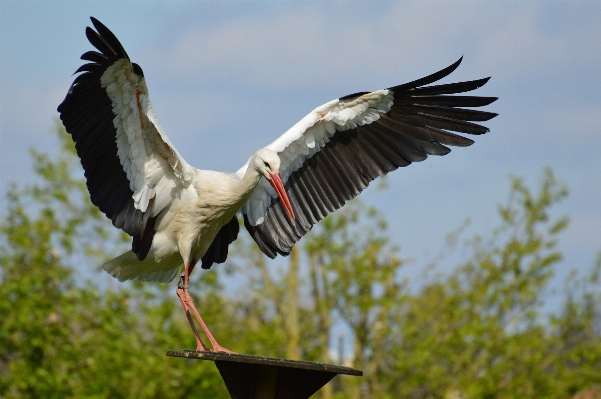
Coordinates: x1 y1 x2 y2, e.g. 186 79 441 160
235 166 264 204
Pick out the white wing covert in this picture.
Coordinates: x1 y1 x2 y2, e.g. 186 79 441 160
240 57 498 258
239 90 394 225
58 17 194 260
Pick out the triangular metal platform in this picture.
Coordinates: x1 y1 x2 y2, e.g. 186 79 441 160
167 350 362 399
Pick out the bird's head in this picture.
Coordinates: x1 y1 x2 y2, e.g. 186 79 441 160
253 148 282 178
253 148 295 221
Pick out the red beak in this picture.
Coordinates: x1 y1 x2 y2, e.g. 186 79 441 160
269 173 295 221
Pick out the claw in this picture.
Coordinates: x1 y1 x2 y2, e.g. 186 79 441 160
212 345 237 355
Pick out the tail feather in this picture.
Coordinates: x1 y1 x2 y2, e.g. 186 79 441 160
102 251 182 283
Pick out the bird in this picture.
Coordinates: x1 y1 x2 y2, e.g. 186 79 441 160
58 17 497 353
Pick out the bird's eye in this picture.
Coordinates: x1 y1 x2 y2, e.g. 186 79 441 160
263 161 270 169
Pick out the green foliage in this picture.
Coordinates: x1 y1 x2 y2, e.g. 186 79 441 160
1 126 600 399
0 125 229 399
389 169 572 399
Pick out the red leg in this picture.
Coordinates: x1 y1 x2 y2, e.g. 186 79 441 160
176 280 209 351
177 260 236 354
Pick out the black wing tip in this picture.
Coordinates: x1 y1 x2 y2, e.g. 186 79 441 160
480 97 499 106
62 17 135 96
90 16 101 26
389 56 466 93
467 76 492 91
85 17 129 60
84 25 98 41
487 111 499 120
462 137 476 146
89 17 112 41
473 77 495 93
339 91 370 101
452 55 463 69
440 56 464 75
471 127 490 136
132 63 144 77
243 214 284 258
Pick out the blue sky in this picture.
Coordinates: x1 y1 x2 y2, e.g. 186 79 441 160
1 1 600 307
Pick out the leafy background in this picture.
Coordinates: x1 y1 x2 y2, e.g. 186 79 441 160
1 126 599 398
1 1 600 398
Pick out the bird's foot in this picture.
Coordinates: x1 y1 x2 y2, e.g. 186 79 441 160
176 285 210 352
195 341 210 352
210 344 237 355
176 282 236 354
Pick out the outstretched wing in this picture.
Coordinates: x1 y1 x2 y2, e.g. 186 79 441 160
239 57 498 258
58 17 195 260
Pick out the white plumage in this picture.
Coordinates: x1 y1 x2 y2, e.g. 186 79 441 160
240 90 395 225
58 17 497 352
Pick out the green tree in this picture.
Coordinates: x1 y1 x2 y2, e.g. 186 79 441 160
549 254 601 397
0 125 230 398
226 197 404 398
385 169 601 399
227 168 601 399
387 169 570 398
302 200 405 399
2 124 601 399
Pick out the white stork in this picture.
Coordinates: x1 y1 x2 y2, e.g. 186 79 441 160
58 17 497 353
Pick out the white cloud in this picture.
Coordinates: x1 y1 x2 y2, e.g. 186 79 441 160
156 3 488 90
152 2 600 93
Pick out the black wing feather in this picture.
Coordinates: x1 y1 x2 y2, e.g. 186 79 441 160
247 57 498 257
57 17 155 260
80 50 108 63
201 216 240 270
